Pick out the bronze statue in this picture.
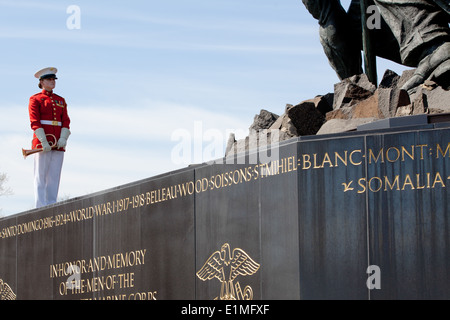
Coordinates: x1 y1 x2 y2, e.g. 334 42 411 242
302 0 450 95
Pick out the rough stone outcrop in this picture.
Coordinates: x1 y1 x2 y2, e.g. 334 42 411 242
225 69 450 157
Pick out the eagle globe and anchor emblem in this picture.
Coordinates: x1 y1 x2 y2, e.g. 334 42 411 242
196 243 260 300
0 279 16 300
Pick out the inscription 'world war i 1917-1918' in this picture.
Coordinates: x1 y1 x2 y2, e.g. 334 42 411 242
1 141 449 241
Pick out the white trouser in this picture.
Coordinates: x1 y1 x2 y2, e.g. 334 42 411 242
34 150 64 208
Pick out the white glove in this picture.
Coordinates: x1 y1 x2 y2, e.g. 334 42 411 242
34 128 51 152
57 128 71 149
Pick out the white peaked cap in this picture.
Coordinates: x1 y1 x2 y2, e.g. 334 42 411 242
34 67 58 79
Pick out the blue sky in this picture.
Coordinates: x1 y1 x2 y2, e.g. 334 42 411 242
0 0 409 216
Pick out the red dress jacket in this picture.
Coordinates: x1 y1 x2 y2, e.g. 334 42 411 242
29 89 70 151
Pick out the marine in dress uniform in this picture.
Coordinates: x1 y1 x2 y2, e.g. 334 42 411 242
29 67 71 208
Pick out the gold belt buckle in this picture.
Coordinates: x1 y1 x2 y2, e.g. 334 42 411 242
52 120 59 126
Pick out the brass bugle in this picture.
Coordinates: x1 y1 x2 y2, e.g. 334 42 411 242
22 134 58 159
22 146 58 159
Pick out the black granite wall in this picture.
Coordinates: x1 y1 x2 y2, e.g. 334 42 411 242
1 125 449 300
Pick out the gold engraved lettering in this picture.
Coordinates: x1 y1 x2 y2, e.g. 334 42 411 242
176 181 194 196
51 249 150 298
368 177 382 192
49 249 147 279
287 156 297 172
368 148 384 164
417 144 428 160
401 145 415 161
313 154 321 169
252 165 260 180
334 151 348 167
384 175 400 191
416 173 427 189
401 174 415 190
342 181 354 192
302 154 311 170
2 143 449 241
367 145 433 164
386 147 400 163
349 172 446 193
436 142 450 159
432 172 446 188
321 153 334 168
349 150 363 166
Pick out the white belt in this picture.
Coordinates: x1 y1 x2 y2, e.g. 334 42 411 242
40 120 62 126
